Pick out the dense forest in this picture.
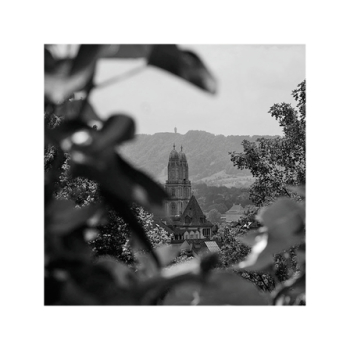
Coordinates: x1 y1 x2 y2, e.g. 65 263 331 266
119 131 278 186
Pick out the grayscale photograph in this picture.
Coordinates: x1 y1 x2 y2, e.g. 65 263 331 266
44 44 305 306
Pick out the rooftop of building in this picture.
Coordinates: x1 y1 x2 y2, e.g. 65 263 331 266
178 195 213 226
169 144 187 162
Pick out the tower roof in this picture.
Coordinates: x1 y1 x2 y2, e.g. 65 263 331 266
178 145 187 161
169 143 179 160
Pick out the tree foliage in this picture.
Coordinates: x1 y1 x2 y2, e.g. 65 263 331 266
207 208 222 224
231 80 305 206
194 183 253 212
222 81 306 304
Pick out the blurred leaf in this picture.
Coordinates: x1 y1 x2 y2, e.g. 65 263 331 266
117 218 180 285
82 114 136 154
286 185 306 198
101 44 153 59
134 250 158 279
238 251 273 272
98 193 160 268
236 229 265 247
69 45 103 76
45 228 93 265
236 230 302 272
272 272 305 305
235 198 305 271
94 256 137 288
98 44 217 93
71 152 139 205
200 253 220 274
47 114 134 153
295 243 306 269
46 199 101 236
161 259 201 278
117 154 168 210
59 278 98 305
44 275 64 305
148 45 217 94
62 264 136 305
45 121 92 153
256 198 305 237
163 270 269 305
45 60 91 103
136 272 202 305
70 151 166 213
236 231 268 269
45 45 106 103
60 229 94 261
44 47 56 73
155 245 180 267
54 100 102 124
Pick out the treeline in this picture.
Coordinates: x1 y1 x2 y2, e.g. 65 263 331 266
193 183 253 214
119 130 278 183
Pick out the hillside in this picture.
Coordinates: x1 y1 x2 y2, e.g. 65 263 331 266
192 183 253 214
119 130 278 187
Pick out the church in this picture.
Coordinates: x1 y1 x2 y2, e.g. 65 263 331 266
158 145 220 256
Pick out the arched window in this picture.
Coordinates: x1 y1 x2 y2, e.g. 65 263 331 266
171 188 175 197
171 202 176 215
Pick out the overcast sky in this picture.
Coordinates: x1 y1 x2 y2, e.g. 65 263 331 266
91 45 305 136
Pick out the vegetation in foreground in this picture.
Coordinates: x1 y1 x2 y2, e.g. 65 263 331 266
45 44 305 305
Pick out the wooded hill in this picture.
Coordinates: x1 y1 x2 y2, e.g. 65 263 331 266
192 183 253 214
119 130 279 187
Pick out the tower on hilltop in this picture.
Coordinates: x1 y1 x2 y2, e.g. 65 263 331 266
164 144 191 216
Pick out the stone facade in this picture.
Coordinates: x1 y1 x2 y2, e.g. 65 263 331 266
164 144 192 217
162 145 214 242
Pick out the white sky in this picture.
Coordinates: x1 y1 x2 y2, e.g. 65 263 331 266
91 44 305 136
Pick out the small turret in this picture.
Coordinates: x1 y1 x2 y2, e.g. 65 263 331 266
169 143 179 160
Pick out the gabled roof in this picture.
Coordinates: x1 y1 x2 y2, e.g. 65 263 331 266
179 195 213 227
153 217 175 235
225 204 244 214
204 241 220 253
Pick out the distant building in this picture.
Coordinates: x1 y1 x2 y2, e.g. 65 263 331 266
164 144 191 217
164 195 213 240
160 145 219 256
223 203 244 223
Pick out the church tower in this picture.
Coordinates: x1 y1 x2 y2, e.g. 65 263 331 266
165 144 192 217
